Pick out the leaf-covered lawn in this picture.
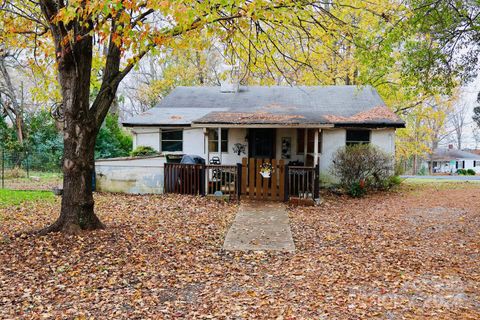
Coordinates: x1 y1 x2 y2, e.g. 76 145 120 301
0 184 479 319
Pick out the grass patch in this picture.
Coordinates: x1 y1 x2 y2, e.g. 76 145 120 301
404 178 480 184
0 189 55 207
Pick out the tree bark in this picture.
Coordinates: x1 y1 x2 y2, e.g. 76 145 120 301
39 29 105 234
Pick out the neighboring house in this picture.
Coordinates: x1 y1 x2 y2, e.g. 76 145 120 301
96 85 405 196
427 147 480 174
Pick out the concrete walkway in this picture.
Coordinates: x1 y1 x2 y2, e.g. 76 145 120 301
223 201 295 252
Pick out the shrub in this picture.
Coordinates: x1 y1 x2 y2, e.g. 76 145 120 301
331 144 396 197
95 114 133 159
467 169 476 175
456 169 467 175
349 181 366 198
130 145 157 157
383 175 403 189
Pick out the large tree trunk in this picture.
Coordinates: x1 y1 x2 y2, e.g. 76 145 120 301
40 33 105 234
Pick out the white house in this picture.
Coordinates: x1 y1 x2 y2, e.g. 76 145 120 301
96 85 405 196
428 147 480 174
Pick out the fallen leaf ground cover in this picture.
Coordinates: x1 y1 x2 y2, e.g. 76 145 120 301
0 183 479 319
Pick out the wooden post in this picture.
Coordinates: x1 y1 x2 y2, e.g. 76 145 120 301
241 158 247 195
248 158 255 199
271 159 278 200
283 164 289 202
314 164 320 200
313 129 319 167
255 158 262 200
262 159 269 199
163 163 168 193
236 163 242 200
200 164 206 196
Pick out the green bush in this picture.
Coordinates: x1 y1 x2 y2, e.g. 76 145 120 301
456 169 467 175
467 169 476 175
95 114 133 159
130 145 157 157
349 181 366 198
331 144 396 197
383 175 403 189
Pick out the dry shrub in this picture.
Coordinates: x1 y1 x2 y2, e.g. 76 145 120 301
331 144 397 196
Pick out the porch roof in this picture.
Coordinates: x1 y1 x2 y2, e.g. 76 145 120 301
123 85 405 128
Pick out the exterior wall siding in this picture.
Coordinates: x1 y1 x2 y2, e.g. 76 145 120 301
371 128 396 155
132 127 161 151
101 126 399 194
319 129 346 178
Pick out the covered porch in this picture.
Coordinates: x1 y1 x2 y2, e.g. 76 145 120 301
200 126 327 168
165 125 325 203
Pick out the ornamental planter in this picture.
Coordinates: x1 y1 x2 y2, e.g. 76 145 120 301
260 172 271 178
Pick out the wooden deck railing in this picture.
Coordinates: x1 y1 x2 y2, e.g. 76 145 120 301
164 163 239 199
205 164 241 199
164 163 205 195
286 165 319 201
164 161 319 202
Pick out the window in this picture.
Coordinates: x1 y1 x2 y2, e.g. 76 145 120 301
475 161 480 167
161 130 183 152
297 129 322 154
346 130 370 146
208 128 228 153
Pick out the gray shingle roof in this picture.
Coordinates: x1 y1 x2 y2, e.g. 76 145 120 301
123 85 405 127
431 148 480 161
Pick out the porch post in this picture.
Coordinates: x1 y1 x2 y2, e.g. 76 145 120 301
204 128 209 162
218 127 222 164
303 128 308 164
313 129 319 166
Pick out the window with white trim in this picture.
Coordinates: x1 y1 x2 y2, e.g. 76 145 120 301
161 129 183 152
208 128 228 152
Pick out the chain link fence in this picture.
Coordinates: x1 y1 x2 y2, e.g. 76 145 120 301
0 149 63 191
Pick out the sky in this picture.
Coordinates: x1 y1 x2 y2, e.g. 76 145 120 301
455 75 480 149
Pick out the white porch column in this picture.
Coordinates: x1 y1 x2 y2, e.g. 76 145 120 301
204 128 209 161
313 129 319 166
218 127 222 163
158 128 162 152
303 128 308 164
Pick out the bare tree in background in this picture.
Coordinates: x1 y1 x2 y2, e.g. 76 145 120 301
448 103 469 150
0 48 25 145
472 125 480 149
119 46 222 119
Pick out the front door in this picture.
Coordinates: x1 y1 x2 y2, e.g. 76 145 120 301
248 128 276 159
